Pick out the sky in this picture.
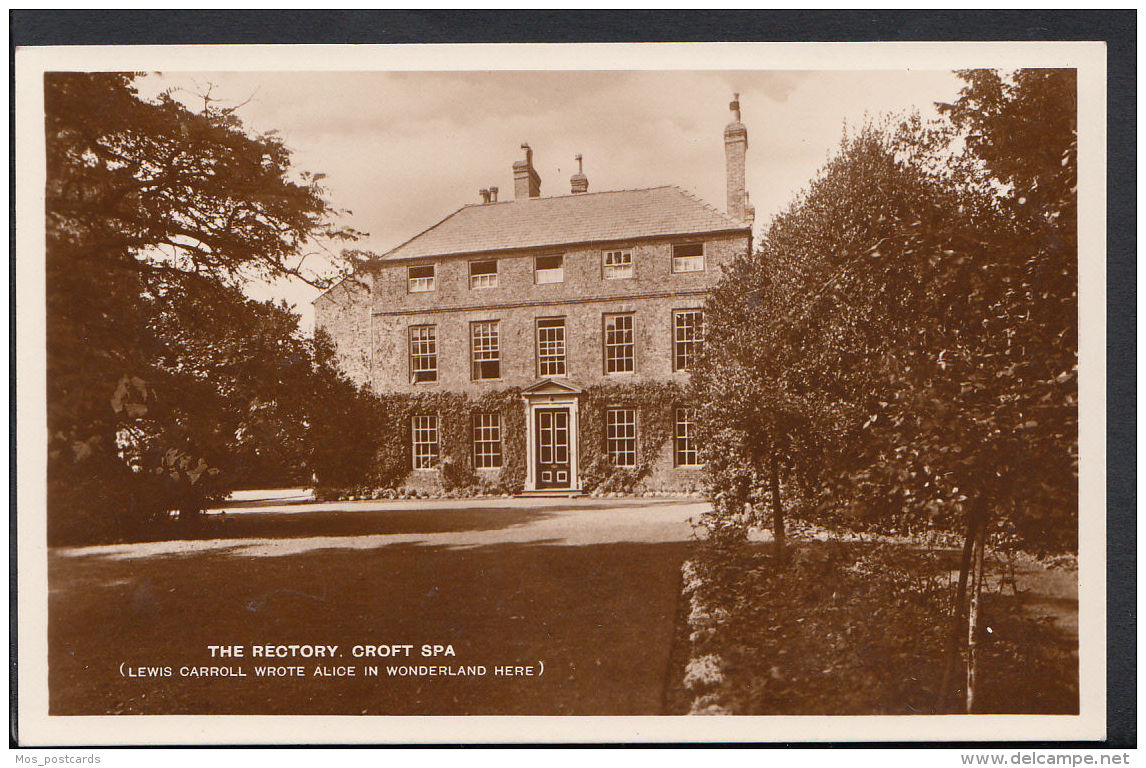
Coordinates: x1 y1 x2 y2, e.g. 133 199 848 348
140 69 964 330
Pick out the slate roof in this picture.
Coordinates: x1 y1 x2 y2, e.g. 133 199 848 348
378 186 748 262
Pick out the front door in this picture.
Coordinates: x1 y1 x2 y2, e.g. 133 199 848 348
535 408 570 489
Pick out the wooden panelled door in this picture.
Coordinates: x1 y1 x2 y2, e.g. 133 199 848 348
535 408 571 489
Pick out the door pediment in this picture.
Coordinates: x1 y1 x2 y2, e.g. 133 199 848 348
521 378 583 398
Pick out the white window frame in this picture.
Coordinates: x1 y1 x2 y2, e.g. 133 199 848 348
470 320 501 381
606 408 637 468
536 317 567 377
603 313 635 374
534 254 564 284
408 325 437 384
407 264 436 292
603 249 634 280
472 413 503 469
673 309 704 372
469 259 498 289
671 242 705 273
674 408 700 468
412 414 440 470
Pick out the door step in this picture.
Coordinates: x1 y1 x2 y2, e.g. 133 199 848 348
516 489 585 498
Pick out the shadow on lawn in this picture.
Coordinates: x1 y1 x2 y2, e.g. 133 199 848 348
48 538 692 716
130 504 560 543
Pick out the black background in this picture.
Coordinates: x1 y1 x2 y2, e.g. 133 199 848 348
10 9 1136 749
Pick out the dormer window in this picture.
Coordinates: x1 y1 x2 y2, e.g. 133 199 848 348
535 254 564 284
470 259 498 289
671 243 705 273
603 249 633 279
407 264 436 292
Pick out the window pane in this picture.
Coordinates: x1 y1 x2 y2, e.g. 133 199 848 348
472 413 502 469
408 264 436 292
606 408 637 468
471 321 500 380
674 408 699 467
409 325 437 383
672 243 704 273
535 254 564 284
603 249 633 279
604 314 634 374
673 310 704 372
537 318 566 377
412 414 440 469
470 260 498 289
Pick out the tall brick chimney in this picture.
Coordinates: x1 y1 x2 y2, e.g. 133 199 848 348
724 93 752 224
513 143 541 200
570 154 588 194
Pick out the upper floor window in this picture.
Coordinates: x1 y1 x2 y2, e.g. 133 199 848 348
535 254 564 284
603 313 635 374
673 309 704 372
470 259 498 289
412 414 440 469
471 320 501 380
408 325 437 383
671 243 705 273
472 412 503 469
606 408 637 468
408 264 436 292
603 249 634 280
537 317 566 377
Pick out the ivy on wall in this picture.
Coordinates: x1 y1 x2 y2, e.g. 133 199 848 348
578 381 689 493
316 381 692 498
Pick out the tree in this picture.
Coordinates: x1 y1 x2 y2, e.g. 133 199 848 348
45 72 359 542
694 69 1077 713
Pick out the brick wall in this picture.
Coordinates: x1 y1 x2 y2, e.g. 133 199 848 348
370 231 749 394
314 275 373 388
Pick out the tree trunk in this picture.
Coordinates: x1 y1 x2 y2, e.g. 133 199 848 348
935 501 985 713
965 522 987 713
770 453 786 563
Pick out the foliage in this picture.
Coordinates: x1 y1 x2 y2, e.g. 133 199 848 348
680 538 1076 715
693 69 1077 559
46 72 358 543
689 68 1078 715
577 381 689 493
310 381 691 498
311 389 528 498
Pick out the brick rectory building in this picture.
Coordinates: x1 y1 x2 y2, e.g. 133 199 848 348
315 96 754 494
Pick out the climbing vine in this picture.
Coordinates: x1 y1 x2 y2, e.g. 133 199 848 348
578 381 692 493
315 381 695 499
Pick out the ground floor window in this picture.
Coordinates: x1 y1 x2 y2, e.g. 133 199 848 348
412 414 440 469
606 408 637 468
472 412 503 469
674 408 699 467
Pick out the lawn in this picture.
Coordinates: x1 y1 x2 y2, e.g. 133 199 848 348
48 500 696 715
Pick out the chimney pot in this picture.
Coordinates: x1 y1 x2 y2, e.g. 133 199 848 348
570 153 589 194
512 141 542 199
489 186 498 203
479 188 490 204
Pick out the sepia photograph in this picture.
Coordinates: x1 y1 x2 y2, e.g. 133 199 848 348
13 34 1114 746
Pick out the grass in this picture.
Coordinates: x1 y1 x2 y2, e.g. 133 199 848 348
48 504 692 715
